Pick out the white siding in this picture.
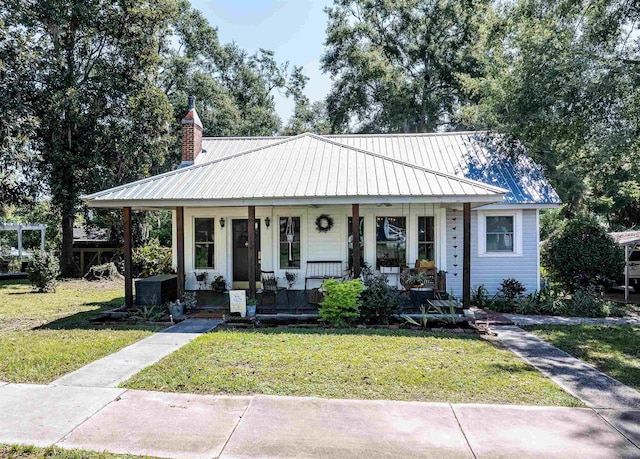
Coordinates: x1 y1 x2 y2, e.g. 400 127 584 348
446 208 539 297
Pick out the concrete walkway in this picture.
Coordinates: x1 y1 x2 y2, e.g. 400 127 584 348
0 383 638 458
495 325 640 450
503 314 640 326
52 319 222 388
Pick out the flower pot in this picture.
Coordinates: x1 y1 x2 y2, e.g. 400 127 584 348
381 266 400 274
168 301 184 316
246 304 257 317
409 287 434 307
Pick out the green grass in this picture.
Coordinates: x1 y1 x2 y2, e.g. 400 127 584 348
123 328 581 406
0 279 126 331
0 444 156 458
0 329 151 384
529 325 640 391
0 279 154 384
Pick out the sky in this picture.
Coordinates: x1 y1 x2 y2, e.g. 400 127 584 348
190 0 334 123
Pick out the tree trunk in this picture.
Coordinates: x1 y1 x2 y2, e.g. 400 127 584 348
60 211 75 277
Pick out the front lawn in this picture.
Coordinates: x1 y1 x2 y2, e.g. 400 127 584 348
0 279 154 384
528 325 640 391
0 444 156 458
0 279 126 331
123 329 581 406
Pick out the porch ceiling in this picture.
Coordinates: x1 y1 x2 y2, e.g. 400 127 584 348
83 133 507 209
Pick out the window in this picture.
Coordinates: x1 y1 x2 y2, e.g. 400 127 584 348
194 218 214 268
478 210 523 256
376 216 406 268
280 216 301 269
418 216 435 260
347 217 364 269
486 216 514 252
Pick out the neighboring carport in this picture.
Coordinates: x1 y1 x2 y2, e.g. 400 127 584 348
610 231 640 302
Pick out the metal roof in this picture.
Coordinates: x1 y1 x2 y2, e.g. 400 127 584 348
198 132 561 205
84 133 508 208
610 231 640 247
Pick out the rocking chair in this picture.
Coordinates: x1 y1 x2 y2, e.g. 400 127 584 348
260 271 290 307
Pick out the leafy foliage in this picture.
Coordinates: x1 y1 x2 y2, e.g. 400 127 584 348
318 278 363 327
27 251 60 293
497 278 526 301
131 238 172 278
461 0 640 226
359 273 401 324
321 0 488 133
541 215 624 292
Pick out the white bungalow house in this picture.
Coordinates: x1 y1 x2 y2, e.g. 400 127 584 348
83 97 561 309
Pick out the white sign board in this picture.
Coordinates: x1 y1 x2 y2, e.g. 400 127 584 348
229 290 247 318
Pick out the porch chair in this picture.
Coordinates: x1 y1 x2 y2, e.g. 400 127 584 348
260 270 290 307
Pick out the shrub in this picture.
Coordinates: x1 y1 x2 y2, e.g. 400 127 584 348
471 285 489 308
27 251 60 293
132 238 172 278
319 278 363 327
359 273 401 324
541 215 624 292
498 278 526 300
557 288 608 318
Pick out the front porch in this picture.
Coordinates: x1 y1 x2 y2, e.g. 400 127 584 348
191 289 457 316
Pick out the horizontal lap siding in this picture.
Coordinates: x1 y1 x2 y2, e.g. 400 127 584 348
446 208 539 297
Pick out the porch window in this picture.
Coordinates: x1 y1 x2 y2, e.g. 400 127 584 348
280 216 301 269
376 216 406 268
418 216 435 260
347 217 364 269
194 218 215 269
486 216 514 252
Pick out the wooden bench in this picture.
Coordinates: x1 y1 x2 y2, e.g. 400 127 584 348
304 261 345 290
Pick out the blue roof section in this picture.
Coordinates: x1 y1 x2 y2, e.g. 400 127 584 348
456 134 562 204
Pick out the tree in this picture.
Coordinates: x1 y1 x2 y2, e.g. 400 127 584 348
460 0 640 226
2 0 178 275
541 214 624 292
321 0 489 133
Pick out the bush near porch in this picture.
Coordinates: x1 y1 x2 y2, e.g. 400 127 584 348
0 279 154 384
123 329 581 407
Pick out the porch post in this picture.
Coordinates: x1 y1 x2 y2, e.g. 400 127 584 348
123 207 133 309
248 206 256 299
176 206 185 300
463 203 471 308
625 245 630 303
17 224 22 258
352 204 361 278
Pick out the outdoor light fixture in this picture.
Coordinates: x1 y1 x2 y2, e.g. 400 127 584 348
265 217 270 228
219 217 225 228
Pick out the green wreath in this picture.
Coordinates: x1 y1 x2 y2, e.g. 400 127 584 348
315 214 334 233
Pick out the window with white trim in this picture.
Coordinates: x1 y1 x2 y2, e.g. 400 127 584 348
478 210 523 256
194 218 215 268
279 216 301 269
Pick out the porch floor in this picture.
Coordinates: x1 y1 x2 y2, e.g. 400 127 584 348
192 289 455 316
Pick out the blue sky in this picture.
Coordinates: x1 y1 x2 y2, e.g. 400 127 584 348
190 0 334 123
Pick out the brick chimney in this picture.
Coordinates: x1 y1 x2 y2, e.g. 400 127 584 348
179 95 203 168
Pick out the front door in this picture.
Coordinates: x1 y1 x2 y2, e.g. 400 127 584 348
232 219 261 288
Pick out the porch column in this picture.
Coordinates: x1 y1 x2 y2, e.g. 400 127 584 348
463 203 471 308
17 224 22 258
352 204 361 278
123 207 133 309
176 206 185 300
625 245 630 302
248 206 256 299
40 226 46 251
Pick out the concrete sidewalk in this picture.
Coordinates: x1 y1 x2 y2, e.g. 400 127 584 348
0 383 638 458
52 319 222 388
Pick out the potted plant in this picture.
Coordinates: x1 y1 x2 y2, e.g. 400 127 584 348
246 297 258 317
211 275 227 293
405 272 435 307
167 299 184 317
379 256 400 274
285 271 297 288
